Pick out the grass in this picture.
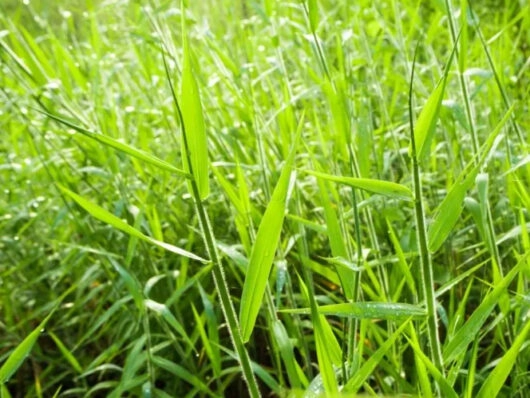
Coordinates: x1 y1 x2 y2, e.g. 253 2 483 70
1 0 529 397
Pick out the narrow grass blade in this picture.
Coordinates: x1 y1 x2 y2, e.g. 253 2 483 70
40 110 189 177
58 184 207 263
477 319 530 398
344 320 410 393
280 302 427 320
0 311 54 383
144 299 195 349
305 170 413 200
180 12 209 200
151 356 215 396
239 133 299 343
48 331 83 374
443 262 522 363
272 320 305 389
406 329 458 398
413 44 455 161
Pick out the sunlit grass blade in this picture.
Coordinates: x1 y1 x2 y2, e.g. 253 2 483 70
180 10 209 200
413 41 456 162
305 170 413 200
58 184 207 263
40 110 189 177
443 261 523 363
476 319 530 398
239 131 300 343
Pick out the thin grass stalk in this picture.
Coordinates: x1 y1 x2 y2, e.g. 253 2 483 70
408 49 444 374
164 58 261 398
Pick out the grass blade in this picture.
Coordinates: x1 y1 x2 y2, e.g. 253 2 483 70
305 170 413 200
476 319 530 398
239 133 299 342
0 311 54 384
180 11 209 200
40 110 189 177
58 184 207 263
443 262 522 363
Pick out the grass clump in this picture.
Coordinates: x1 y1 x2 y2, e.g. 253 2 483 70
1 0 529 397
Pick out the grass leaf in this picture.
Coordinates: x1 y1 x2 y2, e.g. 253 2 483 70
305 170 413 200
239 133 299 342
58 184 207 263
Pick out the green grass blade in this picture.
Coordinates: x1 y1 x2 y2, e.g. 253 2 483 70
305 170 413 200
180 12 209 200
280 302 427 320
428 104 514 252
58 184 207 263
48 331 83 374
307 0 319 32
0 311 54 384
40 110 189 177
239 133 299 343
406 330 458 398
443 262 522 363
476 319 530 398
344 320 409 393
413 43 456 162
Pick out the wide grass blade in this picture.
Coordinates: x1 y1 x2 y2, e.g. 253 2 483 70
41 110 189 177
58 184 207 263
305 170 413 200
239 131 300 343
443 262 522 363
180 11 209 200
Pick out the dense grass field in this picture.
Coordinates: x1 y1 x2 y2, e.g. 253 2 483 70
1 0 529 396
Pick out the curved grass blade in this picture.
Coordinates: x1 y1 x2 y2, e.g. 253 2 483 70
239 130 300 343
58 184 207 263
305 170 412 200
40 110 189 177
180 11 209 200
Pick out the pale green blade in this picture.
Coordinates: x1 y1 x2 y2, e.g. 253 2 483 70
41 110 189 177
239 132 300 343
305 170 412 200
58 184 207 263
476 319 530 398
180 13 209 200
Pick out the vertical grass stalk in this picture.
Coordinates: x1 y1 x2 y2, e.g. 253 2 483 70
164 58 261 398
408 49 444 374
